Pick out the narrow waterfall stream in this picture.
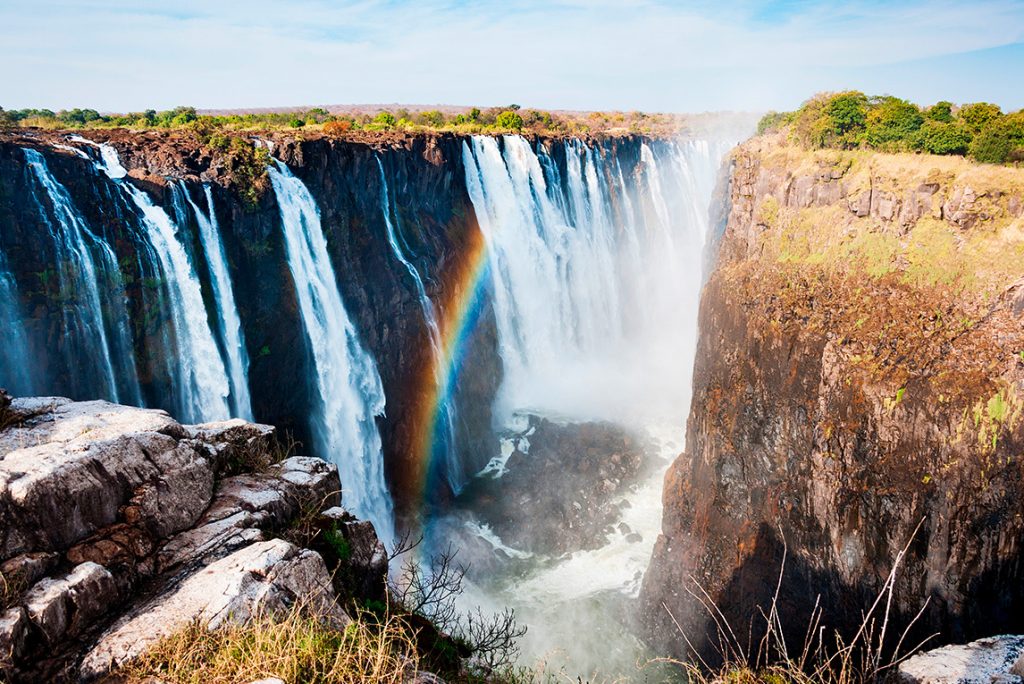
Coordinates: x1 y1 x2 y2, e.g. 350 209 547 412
178 183 254 421
23 147 141 405
268 159 396 547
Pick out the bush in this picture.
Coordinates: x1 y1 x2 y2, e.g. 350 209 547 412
756 111 789 135
914 120 971 155
863 96 923 150
495 110 524 131
926 100 954 123
372 111 396 129
969 127 1015 163
958 102 1002 133
323 119 353 135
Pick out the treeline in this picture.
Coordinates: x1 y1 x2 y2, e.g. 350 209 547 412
0 104 682 137
758 91 1024 164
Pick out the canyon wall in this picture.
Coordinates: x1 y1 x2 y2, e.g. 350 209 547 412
641 133 1024 662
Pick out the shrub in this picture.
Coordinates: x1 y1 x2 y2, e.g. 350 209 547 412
372 111 396 129
969 127 1015 163
495 110 524 131
958 102 1002 133
926 100 955 123
323 119 353 135
864 96 923 150
914 120 971 155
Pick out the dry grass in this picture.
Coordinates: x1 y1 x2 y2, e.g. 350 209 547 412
119 606 420 684
657 525 935 684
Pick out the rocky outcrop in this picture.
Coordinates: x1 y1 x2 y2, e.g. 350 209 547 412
640 136 1024 663
0 395 387 683
898 635 1024 683
462 417 651 555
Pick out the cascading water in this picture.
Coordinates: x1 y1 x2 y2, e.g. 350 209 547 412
458 134 734 675
463 135 730 428
0 249 34 396
22 148 141 404
91 144 232 423
376 157 463 494
177 182 254 420
268 159 395 547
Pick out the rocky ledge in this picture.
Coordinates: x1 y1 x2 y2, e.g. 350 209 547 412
0 391 387 682
899 635 1024 683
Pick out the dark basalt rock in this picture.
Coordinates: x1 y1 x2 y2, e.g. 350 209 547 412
461 416 652 556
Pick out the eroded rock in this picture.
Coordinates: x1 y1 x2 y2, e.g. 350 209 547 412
79 539 346 681
899 635 1024 684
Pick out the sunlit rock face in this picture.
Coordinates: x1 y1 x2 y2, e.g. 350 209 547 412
640 135 1024 665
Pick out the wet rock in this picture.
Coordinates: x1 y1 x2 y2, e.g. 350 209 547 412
898 635 1024 683
79 539 346 681
461 417 650 555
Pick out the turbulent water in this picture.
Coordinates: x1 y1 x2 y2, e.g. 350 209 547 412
268 159 396 547
463 135 729 429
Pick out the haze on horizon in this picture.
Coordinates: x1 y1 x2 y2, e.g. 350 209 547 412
2 0 1023 114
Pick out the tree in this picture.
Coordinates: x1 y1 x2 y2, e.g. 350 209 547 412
468 107 481 122
0 107 13 129
926 101 954 123
958 102 1002 133
969 127 1013 163
864 96 923 150
914 120 970 155
825 91 869 145
372 111 396 129
495 110 524 131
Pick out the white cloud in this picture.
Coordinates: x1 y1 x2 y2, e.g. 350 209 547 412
1 0 1022 111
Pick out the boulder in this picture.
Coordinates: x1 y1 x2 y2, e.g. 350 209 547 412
22 562 116 644
79 539 347 681
0 399 214 559
898 635 1024 684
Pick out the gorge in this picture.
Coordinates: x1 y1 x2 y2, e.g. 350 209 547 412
1 112 1023 683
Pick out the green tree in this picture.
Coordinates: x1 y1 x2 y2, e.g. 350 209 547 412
372 111 396 129
468 107 481 122
863 96 923 150
914 120 971 155
958 102 1002 133
969 127 1014 163
825 91 869 146
926 101 954 123
495 110 524 131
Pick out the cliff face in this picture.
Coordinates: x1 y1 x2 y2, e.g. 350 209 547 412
0 129 500 514
641 134 1024 661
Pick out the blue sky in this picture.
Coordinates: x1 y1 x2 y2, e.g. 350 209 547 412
2 0 1023 113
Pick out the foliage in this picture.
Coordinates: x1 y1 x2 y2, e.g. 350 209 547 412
863 96 923 150
495 110 524 131
914 120 971 155
0 102 701 138
769 90 1023 165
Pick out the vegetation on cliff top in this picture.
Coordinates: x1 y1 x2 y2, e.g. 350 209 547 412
0 103 709 138
758 91 1024 164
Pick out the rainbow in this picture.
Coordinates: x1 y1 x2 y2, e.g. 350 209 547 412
410 224 491 505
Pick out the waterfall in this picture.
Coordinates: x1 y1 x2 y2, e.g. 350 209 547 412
178 183 254 421
89 144 232 423
22 148 141 404
268 159 395 546
0 249 34 395
463 135 730 427
375 157 463 493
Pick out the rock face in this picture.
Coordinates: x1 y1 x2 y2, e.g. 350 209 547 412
898 635 1024 684
0 395 385 683
640 136 1024 662
462 417 651 555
